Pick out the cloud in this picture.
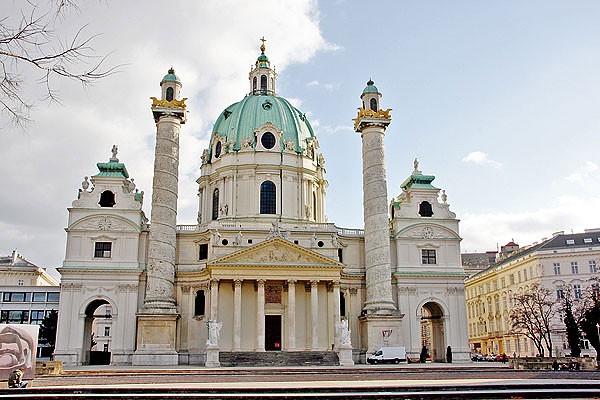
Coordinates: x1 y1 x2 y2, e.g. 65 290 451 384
307 80 320 87
566 161 599 182
306 80 335 90
460 194 600 252
0 0 332 273
286 97 303 108
317 124 354 135
462 151 502 168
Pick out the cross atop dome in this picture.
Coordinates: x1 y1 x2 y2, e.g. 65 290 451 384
249 38 277 96
260 36 267 53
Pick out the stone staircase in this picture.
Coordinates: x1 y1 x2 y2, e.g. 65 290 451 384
219 351 340 367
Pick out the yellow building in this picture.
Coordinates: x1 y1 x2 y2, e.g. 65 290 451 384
466 230 600 357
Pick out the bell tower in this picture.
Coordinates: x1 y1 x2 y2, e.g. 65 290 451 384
133 68 187 366
353 80 403 358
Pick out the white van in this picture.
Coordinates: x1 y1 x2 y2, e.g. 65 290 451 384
367 346 407 364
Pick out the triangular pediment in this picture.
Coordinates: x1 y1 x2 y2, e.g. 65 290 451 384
209 237 343 268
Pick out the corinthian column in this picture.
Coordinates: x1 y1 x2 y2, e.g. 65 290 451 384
256 279 266 351
311 280 319 350
287 279 296 351
233 279 243 350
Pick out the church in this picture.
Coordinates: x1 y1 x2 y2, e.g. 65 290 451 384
54 42 469 366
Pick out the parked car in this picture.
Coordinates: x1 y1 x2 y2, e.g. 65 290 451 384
471 353 484 361
367 347 407 364
485 353 497 361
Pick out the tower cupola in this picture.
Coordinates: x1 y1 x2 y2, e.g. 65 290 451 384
249 37 277 95
360 79 382 112
160 68 182 101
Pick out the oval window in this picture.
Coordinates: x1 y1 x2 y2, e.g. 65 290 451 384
215 141 222 158
261 132 276 149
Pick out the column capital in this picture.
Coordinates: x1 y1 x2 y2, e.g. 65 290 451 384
257 279 266 286
310 280 319 287
210 278 220 284
233 279 243 286
332 280 341 287
287 279 297 284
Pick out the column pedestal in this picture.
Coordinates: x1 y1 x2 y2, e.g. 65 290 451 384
338 343 355 366
358 314 403 362
132 314 179 365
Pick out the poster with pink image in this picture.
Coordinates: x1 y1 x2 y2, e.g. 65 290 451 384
0 324 39 380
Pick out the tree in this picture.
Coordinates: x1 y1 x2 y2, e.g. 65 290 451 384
509 284 556 357
562 294 581 357
1 1 115 128
38 309 58 352
579 283 600 363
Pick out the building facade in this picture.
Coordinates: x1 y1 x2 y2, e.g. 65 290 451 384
0 250 60 358
54 44 469 366
465 230 600 357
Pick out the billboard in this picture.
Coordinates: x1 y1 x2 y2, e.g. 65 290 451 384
0 324 39 380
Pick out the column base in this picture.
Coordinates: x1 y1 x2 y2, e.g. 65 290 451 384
358 313 404 355
132 313 179 366
205 345 220 367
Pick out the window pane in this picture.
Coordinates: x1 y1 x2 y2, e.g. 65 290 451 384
47 292 60 303
260 181 276 214
32 292 46 302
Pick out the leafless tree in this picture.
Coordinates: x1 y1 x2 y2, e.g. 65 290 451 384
1 0 115 128
508 283 557 357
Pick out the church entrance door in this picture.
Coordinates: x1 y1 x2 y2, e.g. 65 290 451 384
265 315 282 351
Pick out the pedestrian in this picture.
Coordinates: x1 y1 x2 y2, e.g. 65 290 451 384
513 352 517 359
8 368 28 389
552 360 559 371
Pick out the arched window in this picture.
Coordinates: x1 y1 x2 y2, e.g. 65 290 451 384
99 190 116 207
418 201 433 217
166 87 174 101
194 290 205 316
260 75 267 92
253 76 257 91
370 98 378 111
260 181 276 214
214 141 222 158
312 192 317 221
212 189 219 220
340 291 346 317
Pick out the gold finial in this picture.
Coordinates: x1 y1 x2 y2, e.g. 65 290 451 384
260 36 266 53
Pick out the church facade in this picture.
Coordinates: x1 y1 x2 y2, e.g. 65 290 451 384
54 44 469 366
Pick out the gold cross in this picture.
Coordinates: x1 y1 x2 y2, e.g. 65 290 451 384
260 36 267 45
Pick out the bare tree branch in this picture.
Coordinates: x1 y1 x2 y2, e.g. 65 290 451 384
1 0 116 129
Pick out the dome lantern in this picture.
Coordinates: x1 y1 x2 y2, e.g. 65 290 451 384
360 79 382 112
249 37 277 96
160 67 182 102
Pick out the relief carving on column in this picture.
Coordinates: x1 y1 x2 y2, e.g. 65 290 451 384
348 287 358 295
180 285 191 293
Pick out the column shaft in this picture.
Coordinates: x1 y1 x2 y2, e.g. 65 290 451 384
287 280 296 350
210 280 219 321
333 281 340 349
256 280 265 351
311 280 319 350
233 280 242 350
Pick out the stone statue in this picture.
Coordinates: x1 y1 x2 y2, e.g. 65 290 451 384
128 178 136 192
234 231 244 246
201 149 209 164
81 176 89 191
305 204 312 219
311 233 317 248
213 229 221 246
413 158 418 171
336 319 351 346
441 189 447 204
111 145 119 161
206 320 223 347
331 234 339 249
220 204 228 216
267 222 283 239
197 211 202 224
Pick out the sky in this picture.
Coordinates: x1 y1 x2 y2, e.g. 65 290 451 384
1 0 600 279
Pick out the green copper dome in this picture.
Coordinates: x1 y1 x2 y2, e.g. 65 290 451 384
361 79 380 96
210 95 314 156
160 68 181 85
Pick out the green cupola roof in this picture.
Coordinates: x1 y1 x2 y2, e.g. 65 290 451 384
94 159 129 179
210 95 314 157
160 68 181 85
361 79 380 96
401 172 438 190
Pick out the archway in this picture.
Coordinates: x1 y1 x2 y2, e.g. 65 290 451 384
420 302 445 362
82 299 112 365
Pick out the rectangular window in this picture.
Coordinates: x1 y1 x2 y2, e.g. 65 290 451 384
46 292 60 303
94 242 112 258
503 297 507 311
571 262 579 274
495 298 500 313
338 248 343 263
501 278 506 288
493 280 498 291
103 344 109 352
530 266 534 278
556 286 564 300
566 239 575 245
523 270 527 280
574 284 582 299
554 263 561 275
518 271 522 282
509 274 515 284
421 249 436 264
17 280 24 286
32 292 46 302
486 283 490 293
2 292 30 302
590 260 597 273
198 243 208 260
584 238 593 244
6 310 29 324
104 326 110 336
30 310 45 324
